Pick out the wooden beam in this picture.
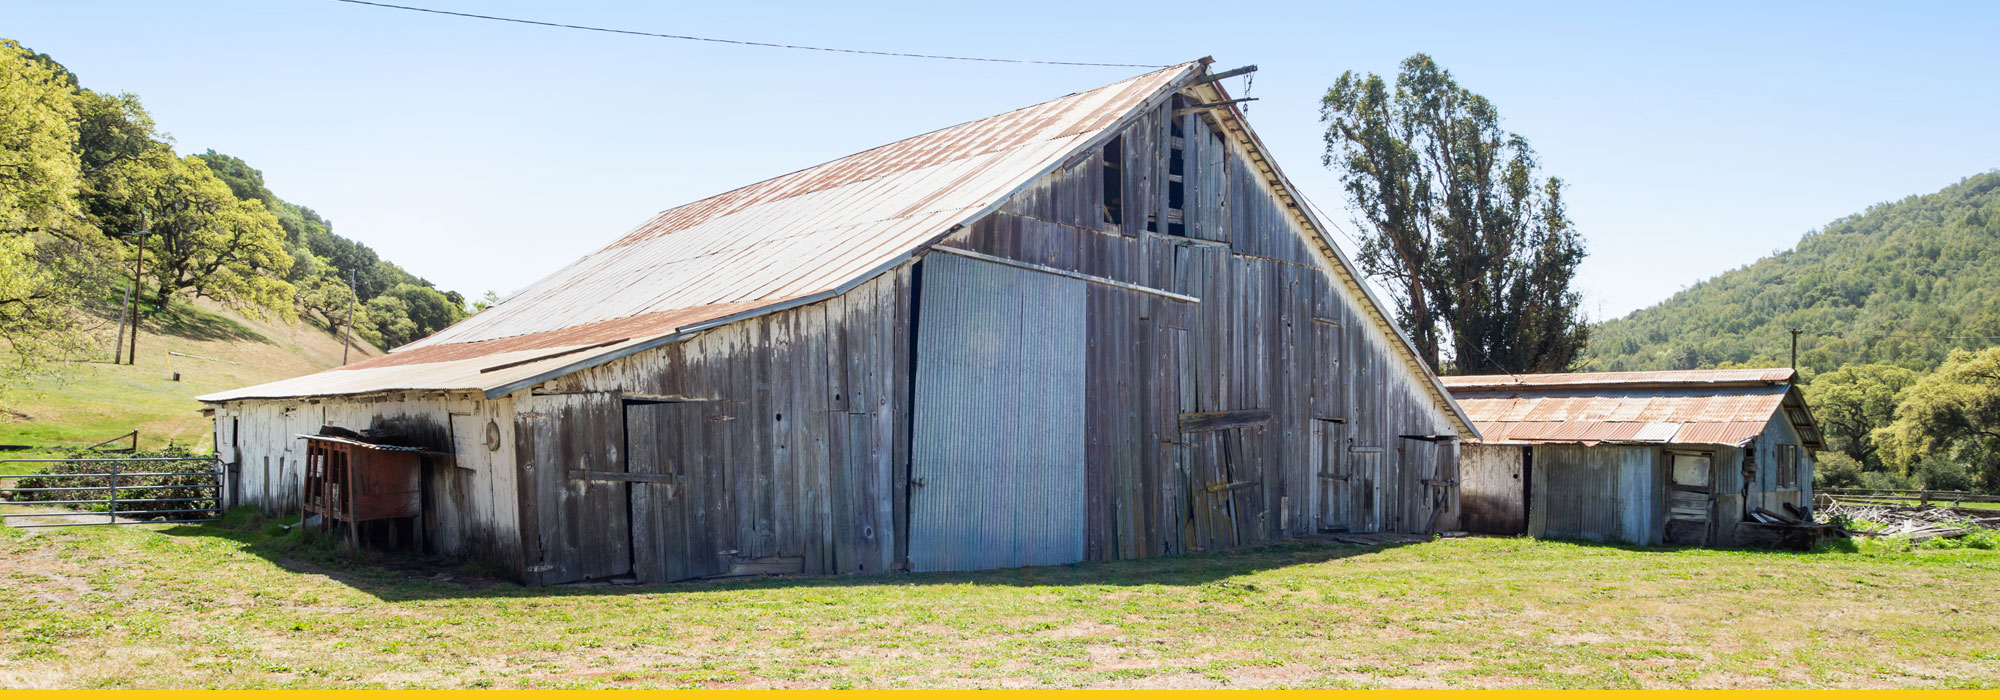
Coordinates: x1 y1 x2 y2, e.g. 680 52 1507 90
1192 65 1258 85
568 469 678 484
1175 98 1258 116
1179 408 1271 432
931 246 1200 303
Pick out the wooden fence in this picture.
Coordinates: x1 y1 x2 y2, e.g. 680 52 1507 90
1815 488 2000 510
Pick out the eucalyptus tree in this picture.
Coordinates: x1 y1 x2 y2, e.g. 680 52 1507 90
1321 54 1588 374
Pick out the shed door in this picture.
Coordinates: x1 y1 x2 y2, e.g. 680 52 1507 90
1664 452 1714 546
1314 421 1353 533
908 253 1087 572
626 401 728 583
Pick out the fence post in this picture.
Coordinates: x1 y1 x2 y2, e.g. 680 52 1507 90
107 459 120 525
214 456 227 518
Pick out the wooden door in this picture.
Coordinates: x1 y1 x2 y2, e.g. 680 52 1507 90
1315 421 1353 532
1664 452 1714 546
626 401 727 583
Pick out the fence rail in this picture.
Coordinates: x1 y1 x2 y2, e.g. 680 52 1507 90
1816 488 2000 510
0 456 223 528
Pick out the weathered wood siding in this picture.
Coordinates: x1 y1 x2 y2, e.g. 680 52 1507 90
940 96 1461 557
513 269 912 585
211 393 523 570
1747 411 1812 517
1459 444 1527 534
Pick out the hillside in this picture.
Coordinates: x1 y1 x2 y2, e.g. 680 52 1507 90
1582 172 2000 376
0 302 376 454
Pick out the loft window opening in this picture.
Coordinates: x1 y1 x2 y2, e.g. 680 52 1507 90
1100 135 1123 228
1167 110 1187 236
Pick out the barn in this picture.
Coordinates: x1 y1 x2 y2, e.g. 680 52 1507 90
197 59 1477 584
1445 369 1824 547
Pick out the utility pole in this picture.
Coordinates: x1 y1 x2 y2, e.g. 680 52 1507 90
116 218 150 365
342 270 357 365
112 282 132 364
1789 327 1803 382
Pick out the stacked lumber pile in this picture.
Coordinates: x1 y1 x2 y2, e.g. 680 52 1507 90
1818 502 1999 542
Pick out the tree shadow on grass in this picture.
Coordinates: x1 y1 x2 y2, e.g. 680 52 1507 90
144 300 268 343
159 511 1415 603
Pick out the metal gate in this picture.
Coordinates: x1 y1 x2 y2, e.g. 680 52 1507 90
0 457 224 528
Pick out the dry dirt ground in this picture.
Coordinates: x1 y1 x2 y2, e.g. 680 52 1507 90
1 513 1995 689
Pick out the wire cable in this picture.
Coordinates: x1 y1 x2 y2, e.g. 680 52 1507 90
335 0 1168 68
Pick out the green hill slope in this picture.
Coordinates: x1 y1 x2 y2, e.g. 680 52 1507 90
0 301 377 454
1583 172 2000 375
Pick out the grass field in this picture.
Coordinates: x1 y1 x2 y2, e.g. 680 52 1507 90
0 301 373 458
2 511 1995 689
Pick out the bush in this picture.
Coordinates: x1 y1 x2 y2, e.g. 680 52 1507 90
1816 452 1866 488
7 442 218 521
1916 457 1977 492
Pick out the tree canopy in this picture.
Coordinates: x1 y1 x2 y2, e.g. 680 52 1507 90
1875 347 2000 489
1320 54 1588 374
0 38 471 366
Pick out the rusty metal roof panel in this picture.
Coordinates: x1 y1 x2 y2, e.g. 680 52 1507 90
1672 421 1768 447
1451 379 1803 447
1441 368 1794 391
199 62 1204 402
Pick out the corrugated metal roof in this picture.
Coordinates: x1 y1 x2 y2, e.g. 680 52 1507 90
1439 368 1795 391
1448 369 1820 448
199 62 1201 403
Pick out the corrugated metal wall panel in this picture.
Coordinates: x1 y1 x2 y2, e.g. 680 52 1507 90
908 253 1086 572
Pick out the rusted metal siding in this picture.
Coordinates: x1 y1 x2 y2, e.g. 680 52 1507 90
907 253 1087 571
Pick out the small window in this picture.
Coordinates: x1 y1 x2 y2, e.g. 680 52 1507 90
1099 135 1123 228
1777 444 1799 489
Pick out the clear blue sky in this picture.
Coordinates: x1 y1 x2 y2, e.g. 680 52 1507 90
11 1 1998 319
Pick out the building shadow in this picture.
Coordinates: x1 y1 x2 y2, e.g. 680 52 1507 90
156 517 1423 603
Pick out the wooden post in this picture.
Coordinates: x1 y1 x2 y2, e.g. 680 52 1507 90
108 459 120 525
127 229 146 365
113 283 132 364
342 271 357 365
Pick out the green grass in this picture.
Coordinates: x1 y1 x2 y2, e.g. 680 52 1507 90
2 511 1996 689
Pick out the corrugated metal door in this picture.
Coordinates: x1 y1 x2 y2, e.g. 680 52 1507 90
908 253 1086 572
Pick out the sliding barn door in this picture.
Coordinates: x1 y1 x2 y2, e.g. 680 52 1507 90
625 401 729 583
908 253 1087 572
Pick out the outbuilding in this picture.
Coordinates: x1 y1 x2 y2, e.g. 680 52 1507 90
199 59 1476 584
1445 369 1823 547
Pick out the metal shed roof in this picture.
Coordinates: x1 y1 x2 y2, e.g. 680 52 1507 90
1447 369 1822 448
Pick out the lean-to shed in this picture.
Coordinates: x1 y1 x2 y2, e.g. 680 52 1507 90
1445 369 1823 547
199 59 1476 584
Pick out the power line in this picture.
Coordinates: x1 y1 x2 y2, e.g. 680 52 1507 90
1295 189 1370 253
335 0 1167 68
